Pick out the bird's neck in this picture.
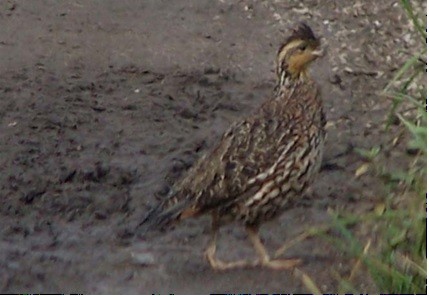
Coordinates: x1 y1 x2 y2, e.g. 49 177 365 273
274 69 307 94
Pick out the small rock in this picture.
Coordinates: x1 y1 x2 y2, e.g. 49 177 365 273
131 252 156 266
402 33 411 44
373 20 382 28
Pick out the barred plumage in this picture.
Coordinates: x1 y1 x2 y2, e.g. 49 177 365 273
140 23 326 270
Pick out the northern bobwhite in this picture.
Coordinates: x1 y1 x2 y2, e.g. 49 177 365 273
140 23 326 270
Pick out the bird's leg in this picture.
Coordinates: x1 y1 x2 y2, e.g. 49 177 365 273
204 215 220 268
204 213 249 270
246 225 301 270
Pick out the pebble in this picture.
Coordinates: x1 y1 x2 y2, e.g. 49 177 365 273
131 252 156 266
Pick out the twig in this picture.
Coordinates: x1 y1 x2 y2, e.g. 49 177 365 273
348 239 372 282
275 224 331 258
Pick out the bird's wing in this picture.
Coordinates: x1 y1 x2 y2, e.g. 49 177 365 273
141 83 322 228
178 86 320 213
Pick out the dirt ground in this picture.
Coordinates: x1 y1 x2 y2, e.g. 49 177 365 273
0 0 423 293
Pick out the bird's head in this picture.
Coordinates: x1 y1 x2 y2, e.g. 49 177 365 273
276 23 322 82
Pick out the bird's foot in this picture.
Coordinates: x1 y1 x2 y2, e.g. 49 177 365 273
204 247 253 270
208 257 252 270
258 258 302 270
205 247 300 270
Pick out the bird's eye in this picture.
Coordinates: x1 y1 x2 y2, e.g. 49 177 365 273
299 44 307 51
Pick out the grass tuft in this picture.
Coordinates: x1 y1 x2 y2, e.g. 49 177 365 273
331 0 426 293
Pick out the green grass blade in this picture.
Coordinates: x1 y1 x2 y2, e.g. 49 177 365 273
384 53 421 92
400 0 427 44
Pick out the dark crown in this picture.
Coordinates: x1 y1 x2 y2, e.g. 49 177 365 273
285 23 317 44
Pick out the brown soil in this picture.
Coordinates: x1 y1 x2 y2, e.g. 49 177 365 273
0 0 422 293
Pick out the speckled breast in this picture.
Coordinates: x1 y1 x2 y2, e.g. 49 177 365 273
228 127 325 226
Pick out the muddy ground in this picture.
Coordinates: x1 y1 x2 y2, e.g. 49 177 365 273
0 0 423 294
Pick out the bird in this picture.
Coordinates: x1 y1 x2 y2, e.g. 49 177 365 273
139 23 326 270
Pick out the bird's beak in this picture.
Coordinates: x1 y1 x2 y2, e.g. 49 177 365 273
311 48 324 57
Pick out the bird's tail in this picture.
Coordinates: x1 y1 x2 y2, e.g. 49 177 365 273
137 192 198 234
